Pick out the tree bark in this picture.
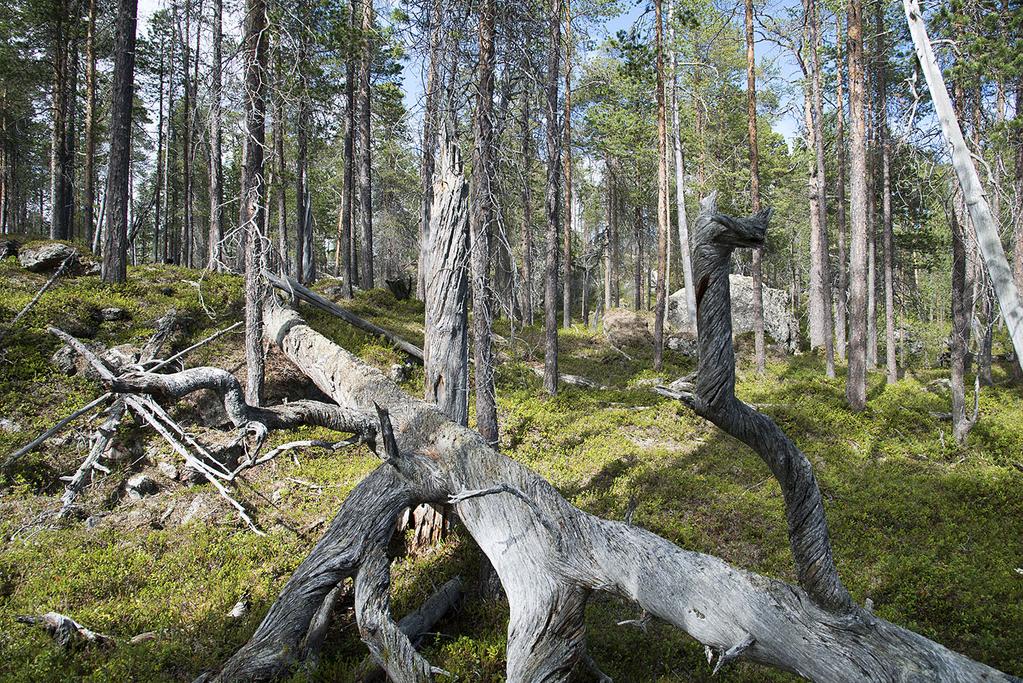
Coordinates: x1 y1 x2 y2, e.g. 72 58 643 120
806 0 835 377
561 0 573 330
101 0 138 283
272 59 288 276
904 0 1023 373
521 92 535 326
357 0 374 288
296 84 315 284
846 0 869 411
337 0 357 295
424 131 469 425
241 0 268 406
876 3 896 384
543 0 563 396
469 0 498 445
834 12 848 361
208 0 225 270
653 0 668 371
744 0 765 373
669 0 696 337
417 0 442 300
634 205 642 311
83 0 98 248
181 2 194 268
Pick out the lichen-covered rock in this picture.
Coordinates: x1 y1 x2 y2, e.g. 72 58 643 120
100 307 129 322
17 242 80 273
603 308 652 347
666 331 698 356
125 474 159 501
668 274 799 351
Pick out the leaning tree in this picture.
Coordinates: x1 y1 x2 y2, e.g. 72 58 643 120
46 198 1019 681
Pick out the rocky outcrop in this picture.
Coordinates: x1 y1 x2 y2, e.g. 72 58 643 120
603 308 653 347
18 242 79 273
668 274 798 351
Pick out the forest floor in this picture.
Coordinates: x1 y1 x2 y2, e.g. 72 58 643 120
0 252 1021 681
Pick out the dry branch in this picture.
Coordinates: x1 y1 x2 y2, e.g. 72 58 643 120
3 392 113 470
17 611 114 649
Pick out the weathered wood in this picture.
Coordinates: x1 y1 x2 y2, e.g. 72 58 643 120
354 575 462 682
3 392 113 470
656 193 850 611
204 300 1017 682
423 131 469 425
904 0 1023 372
265 271 424 363
17 611 114 648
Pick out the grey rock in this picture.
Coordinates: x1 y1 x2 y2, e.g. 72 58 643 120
181 495 208 525
389 363 411 383
668 274 799 351
157 461 179 480
0 418 23 433
100 307 130 322
18 242 80 273
51 345 78 374
666 331 699 356
126 474 159 501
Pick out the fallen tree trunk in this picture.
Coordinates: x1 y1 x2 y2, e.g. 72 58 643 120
265 270 424 363
204 288 1017 681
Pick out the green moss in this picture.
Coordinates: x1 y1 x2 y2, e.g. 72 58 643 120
1 260 1021 680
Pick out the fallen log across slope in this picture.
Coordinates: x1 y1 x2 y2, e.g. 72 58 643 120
205 293 1018 679
265 270 424 363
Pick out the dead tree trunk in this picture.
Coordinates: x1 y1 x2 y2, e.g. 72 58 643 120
417 0 442 300
425 131 470 426
199 270 1017 682
904 0 1023 372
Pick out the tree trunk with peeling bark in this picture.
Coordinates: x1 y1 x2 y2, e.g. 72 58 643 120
192 198 1019 682
424 131 469 427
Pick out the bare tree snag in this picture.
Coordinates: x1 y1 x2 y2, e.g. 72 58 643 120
197 295 1019 681
423 130 469 425
657 193 850 612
